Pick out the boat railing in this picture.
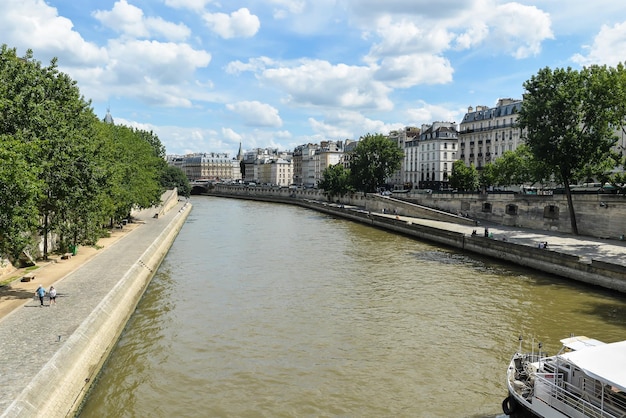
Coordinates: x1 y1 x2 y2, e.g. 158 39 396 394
534 374 620 418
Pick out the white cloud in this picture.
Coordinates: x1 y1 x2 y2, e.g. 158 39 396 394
268 0 306 19
481 3 554 58
405 101 463 126
308 110 405 139
571 21 626 67
374 54 454 88
164 0 215 12
105 39 211 85
454 22 489 50
72 39 212 106
347 0 478 20
366 17 454 58
1 0 107 67
93 0 190 41
222 127 244 142
225 56 276 74
203 8 260 39
261 59 393 111
226 101 283 127
308 118 355 140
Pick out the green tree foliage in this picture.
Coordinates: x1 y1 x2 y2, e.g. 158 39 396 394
449 160 478 192
318 163 353 200
478 163 497 191
0 138 42 260
0 45 171 263
517 65 624 234
101 124 164 222
349 133 404 193
491 145 549 188
161 165 191 198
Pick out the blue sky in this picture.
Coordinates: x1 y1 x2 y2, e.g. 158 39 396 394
3 0 626 157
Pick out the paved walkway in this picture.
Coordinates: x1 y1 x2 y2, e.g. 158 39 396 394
0 200 188 415
380 212 626 266
0 197 625 415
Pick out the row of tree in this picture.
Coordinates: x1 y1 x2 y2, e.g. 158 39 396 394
322 63 626 235
451 64 626 234
0 45 190 265
318 133 404 197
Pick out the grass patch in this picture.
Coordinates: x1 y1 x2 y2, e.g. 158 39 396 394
0 276 19 287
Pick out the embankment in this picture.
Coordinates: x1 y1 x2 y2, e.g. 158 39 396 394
207 192 626 294
2 199 191 418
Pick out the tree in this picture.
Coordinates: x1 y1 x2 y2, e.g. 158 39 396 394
0 44 175 262
349 133 404 193
449 160 478 192
0 45 105 258
318 163 353 200
0 137 42 262
102 124 164 222
517 65 623 234
478 163 497 191
491 145 549 189
161 165 191 197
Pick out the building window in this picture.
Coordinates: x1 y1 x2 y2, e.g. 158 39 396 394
482 202 492 213
543 205 559 219
506 204 518 216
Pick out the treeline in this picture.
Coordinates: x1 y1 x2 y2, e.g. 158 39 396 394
0 45 190 265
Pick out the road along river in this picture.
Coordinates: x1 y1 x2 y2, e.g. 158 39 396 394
78 196 626 417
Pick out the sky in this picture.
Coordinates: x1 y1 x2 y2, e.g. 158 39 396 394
2 1 626 157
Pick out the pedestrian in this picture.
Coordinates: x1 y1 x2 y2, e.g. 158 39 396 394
35 285 46 307
49 286 57 305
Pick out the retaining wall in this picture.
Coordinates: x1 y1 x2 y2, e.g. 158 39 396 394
3 201 191 418
208 193 626 293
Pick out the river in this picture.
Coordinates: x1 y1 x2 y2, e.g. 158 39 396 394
78 196 626 417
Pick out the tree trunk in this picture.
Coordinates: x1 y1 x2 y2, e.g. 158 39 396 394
564 179 579 235
43 211 49 260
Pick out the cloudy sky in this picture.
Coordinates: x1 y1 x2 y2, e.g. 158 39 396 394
3 0 625 156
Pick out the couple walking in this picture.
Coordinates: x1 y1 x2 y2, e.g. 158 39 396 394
35 285 57 307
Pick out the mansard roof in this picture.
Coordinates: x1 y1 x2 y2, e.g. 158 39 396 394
462 99 522 123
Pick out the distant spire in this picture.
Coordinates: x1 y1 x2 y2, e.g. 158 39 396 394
104 107 114 125
236 142 243 160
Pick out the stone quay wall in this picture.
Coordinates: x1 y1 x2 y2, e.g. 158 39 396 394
206 184 626 239
205 185 626 293
3 196 191 418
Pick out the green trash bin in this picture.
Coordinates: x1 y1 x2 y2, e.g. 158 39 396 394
70 245 77 256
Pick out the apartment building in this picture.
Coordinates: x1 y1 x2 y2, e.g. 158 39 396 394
458 98 524 169
292 144 317 187
241 148 293 184
167 152 240 181
389 127 420 188
256 157 293 187
416 122 458 190
293 140 352 187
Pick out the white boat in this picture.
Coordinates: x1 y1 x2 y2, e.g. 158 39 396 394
503 335 626 417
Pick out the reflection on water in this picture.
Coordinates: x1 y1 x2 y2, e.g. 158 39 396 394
79 197 626 417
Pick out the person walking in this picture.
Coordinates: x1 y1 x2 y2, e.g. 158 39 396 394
49 286 57 306
35 285 46 307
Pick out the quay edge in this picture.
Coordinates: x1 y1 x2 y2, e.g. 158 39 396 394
204 190 626 294
1 193 191 418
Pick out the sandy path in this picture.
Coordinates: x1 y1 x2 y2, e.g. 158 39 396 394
0 223 139 321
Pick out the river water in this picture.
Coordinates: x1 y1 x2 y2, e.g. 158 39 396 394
78 196 626 417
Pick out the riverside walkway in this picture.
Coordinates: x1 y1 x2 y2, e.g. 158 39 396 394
1 196 625 416
0 199 190 417
386 212 626 266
